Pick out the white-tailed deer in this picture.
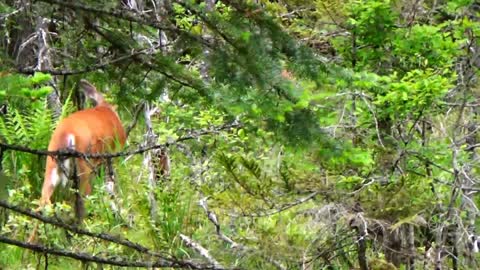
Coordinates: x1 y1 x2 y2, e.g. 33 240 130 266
29 80 126 242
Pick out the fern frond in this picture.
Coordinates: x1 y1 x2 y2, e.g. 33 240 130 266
0 114 12 144
10 109 28 144
27 101 53 148
59 90 75 120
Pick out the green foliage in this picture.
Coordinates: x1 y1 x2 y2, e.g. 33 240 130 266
333 0 398 70
443 0 475 14
0 72 53 104
374 69 453 119
0 73 71 198
392 24 460 71
361 175 436 220
348 0 397 46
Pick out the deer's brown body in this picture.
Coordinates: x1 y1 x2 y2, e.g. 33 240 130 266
40 80 126 206
41 110 125 205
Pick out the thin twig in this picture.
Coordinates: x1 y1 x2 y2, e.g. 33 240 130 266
18 46 160 75
230 191 319 217
125 101 146 138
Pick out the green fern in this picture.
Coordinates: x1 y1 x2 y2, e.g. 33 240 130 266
27 102 54 148
0 112 13 144
0 100 55 195
0 101 53 145
11 108 28 143
58 89 75 120
0 85 80 201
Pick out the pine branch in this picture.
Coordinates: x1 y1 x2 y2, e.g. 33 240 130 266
34 0 214 98
176 1 238 51
36 0 212 48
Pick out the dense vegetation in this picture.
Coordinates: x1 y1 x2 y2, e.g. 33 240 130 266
1 0 480 269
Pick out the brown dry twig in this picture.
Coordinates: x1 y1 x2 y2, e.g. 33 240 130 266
0 121 242 159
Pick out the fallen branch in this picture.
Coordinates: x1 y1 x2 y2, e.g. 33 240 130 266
180 233 224 269
0 235 219 269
